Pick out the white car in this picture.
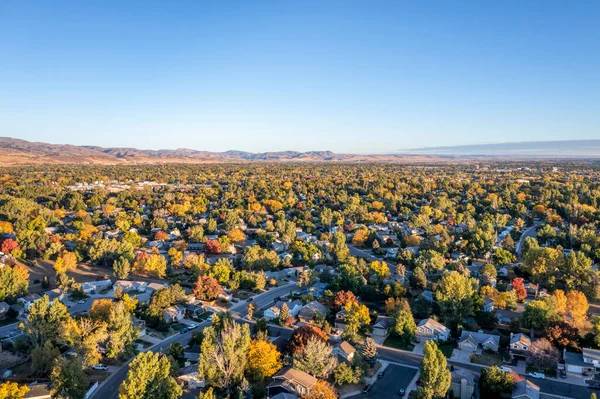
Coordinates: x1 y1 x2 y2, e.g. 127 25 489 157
498 366 513 373
77 299 86 304
188 323 198 330
92 364 109 371
528 372 545 379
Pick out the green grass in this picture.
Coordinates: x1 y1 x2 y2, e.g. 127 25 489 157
383 334 415 351
196 312 212 321
470 351 503 366
437 342 456 358
170 323 187 331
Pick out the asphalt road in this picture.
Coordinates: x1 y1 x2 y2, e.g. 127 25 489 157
348 364 417 399
517 223 539 259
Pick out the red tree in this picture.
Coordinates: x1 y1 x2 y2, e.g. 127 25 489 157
512 277 527 302
192 275 222 301
334 290 358 311
287 325 329 354
205 240 221 254
154 231 169 241
1 238 18 254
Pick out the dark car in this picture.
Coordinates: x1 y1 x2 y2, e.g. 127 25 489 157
377 371 385 379
246 297 253 302
361 384 373 393
398 389 405 397
180 327 188 334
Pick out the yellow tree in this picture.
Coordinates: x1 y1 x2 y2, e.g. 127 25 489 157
566 291 589 330
246 338 282 382
0 381 29 399
344 302 371 336
369 260 390 281
302 380 338 399
227 228 246 243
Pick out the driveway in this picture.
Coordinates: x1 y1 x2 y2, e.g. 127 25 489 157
450 348 474 363
348 364 417 399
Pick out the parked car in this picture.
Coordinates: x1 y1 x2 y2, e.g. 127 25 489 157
92 364 109 371
560 369 567 379
246 297 253 302
180 327 188 334
498 366 513 373
231 298 239 303
528 372 545 379
377 371 385 379
361 384 373 393
188 323 198 330
77 299 86 304
398 388 405 397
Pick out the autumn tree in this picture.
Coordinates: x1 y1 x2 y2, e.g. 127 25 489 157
24 295 71 346
435 271 477 331
246 338 282 382
50 358 88 399
409 266 427 290
292 336 337 378
302 380 338 399
287 325 329 354
279 303 291 326
529 338 560 369
369 260 390 281
205 240 221 254
418 341 451 399
544 321 580 352
334 290 357 311
119 352 182 399
360 337 377 363
566 290 589 330
511 277 527 302
0 381 29 399
246 303 254 320
0 263 29 302
343 301 371 337
193 275 222 301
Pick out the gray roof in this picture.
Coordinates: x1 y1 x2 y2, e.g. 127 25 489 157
583 347 600 363
564 351 587 368
512 380 539 399
459 330 500 348
452 369 475 385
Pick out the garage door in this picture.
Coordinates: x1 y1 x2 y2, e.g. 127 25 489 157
568 365 583 374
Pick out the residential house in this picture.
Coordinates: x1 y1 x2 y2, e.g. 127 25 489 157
267 367 318 397
163 305 186 323
175 365 205 389
0 302 10 320
482 297 494 312
334 309 347 331
147 282 168 293
385 248 399 259
10 304 24 318
18 293 41 312
113 280 147 293
332 341 356 362
458 330 500 353
23 382 52 399
372 315 391 338
510 333 532 361
524 283 539 298
497 309 520 326
512 379 540 399
416 318 450 342
450 369 475 399
42 289 64 304
185 304 204 318
265 300 303 321
81 279 112 294
270 393 298 399
298 301 328 323
563 348 600 374
421 290 434 303
583 347 600 371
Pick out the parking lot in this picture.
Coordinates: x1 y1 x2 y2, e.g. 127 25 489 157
349 364 418 399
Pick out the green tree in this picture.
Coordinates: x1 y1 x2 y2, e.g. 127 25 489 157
31 341 60 375
292 336 338 378
50 357 88 399
210 258 233 284
479 366 516 399
418 341 450 399
113 256 131 279
0 264 29 302
24 295 71 346
435 271 477 330
119 352 182 399
409 266 427 290
521 300 551 331
415 250 445 273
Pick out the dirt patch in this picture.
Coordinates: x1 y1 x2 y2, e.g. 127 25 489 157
0 351 28 370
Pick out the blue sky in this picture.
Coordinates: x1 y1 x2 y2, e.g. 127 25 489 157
1 1 598 153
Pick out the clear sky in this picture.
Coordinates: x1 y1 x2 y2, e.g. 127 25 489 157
1 1 599 153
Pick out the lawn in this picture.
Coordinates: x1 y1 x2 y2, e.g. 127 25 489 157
135 338 154 349
170 323 187 331
470 351 503 366
437 342 456 358
383 335 415 351
196 312 212 321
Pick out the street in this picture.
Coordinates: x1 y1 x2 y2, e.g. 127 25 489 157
348 364 417 399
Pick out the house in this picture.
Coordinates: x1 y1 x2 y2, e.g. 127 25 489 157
524 283 539 298
175 365 205 389
458 331 500 353
10 304 24 318
163 305 186 323
133 317 147 337
185 304 204 318
267 367 318 397
113 280 147 293
417 318 450 341
564 348 600 374
332 341 356 362
0 302 10 320
147 282 168 293
385 248 398 259
512 379 540 399
270 393 298 399
18 293 41 312
583 347 600 370
334 309 347 330
298 301 328 322
482 296 494 312
264 300 303 321
422 290 434 303
372 316 391 338
42 289 64 304
23 382 52 399
81 279 112 294
510 333 532 361
450 369 475 399
497 309 520 325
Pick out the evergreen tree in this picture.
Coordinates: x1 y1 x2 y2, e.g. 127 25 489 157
418 341 450 399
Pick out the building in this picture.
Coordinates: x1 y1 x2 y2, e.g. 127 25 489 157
81 279 112 294
332 341 356 362
510 333 532 361
450 369 475 399
563 348 600 374
17 293 41 312
416 318 450 342
264 300 303 321
23 383 52 399
372 316 391 338
113 280 147 293
297 301 328 322
512 379 539 399
267 367 318 397
175 365 205 389
163 305 186 323
334 309 347 330
458 330 500 353
0 302 10 320
482 296 494 312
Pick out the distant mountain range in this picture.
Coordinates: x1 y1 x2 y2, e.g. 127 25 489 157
405 140 600 157
0 137 441 165
1 137 599 166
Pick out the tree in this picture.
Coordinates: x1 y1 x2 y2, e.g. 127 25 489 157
210 258 233 284
292 336 337 378
205 240 221 254
521 300 551 331
390 301 416 345
287 325 329 354
279 303 291 326
409 266 427 290
141 254 167 278
544 321 580 352
24 295 71 346
511 277 527 302
68 317 109 368
479 366 516 399
343 301 371 337
0 382 29 399
493 248 516 265
243 245 279 270
333 362 362 386
50 357 88 399
247 303 254 320
415 250 445 273
198 320 251 392
105 301 138 359
1 238 19 255
360 337 377 363
334 291 357 311
192 275 222 301
418 341 450 399
113 256 131 279
31 341 60 375
198 387 216 399
529 338 560 369
0 264 29 302
479 263 497 286
566 290 589 330
435 271 477 330
246 338 282 382
369 260 390 281
302 380 338 399
119 352 182 399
